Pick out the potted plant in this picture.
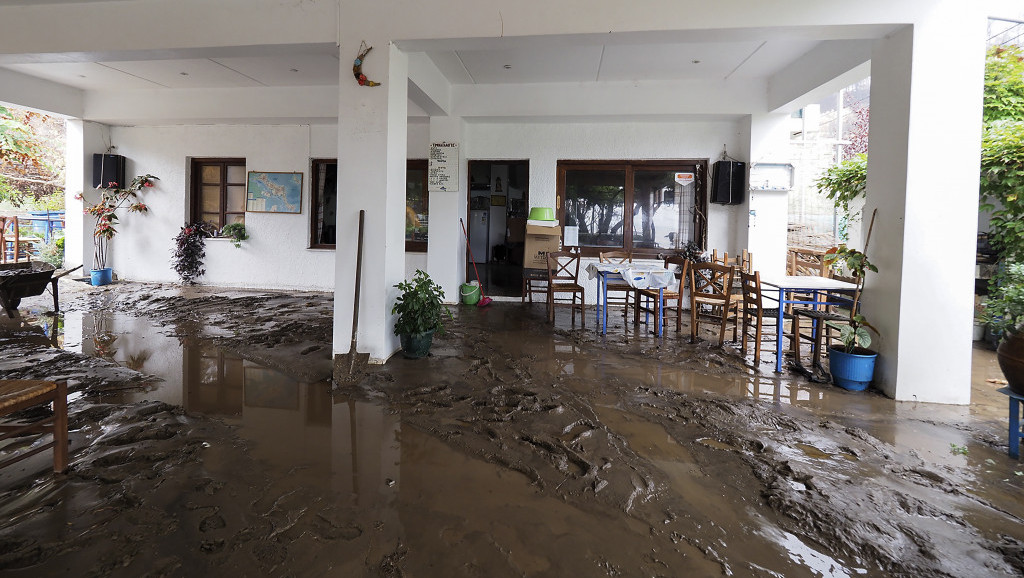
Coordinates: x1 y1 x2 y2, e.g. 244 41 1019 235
392 269 452 358
220 222 249 248
77 174 159 285
171 221 216 284
984 263 1024 395
824 243 879 391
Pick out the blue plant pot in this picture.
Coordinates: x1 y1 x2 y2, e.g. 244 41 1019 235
90 267 113 286
828 346 877 391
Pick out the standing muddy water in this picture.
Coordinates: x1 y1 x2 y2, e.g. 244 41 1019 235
0 280 1022 576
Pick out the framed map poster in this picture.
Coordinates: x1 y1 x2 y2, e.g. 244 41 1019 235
246 171 303 213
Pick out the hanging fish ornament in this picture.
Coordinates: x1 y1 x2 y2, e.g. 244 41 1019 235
353 41 381 87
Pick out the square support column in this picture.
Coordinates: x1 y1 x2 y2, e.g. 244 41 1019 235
64 119 109 271
426 116 467 301
333 42 409 363
742 113 792 277
865 11 986 403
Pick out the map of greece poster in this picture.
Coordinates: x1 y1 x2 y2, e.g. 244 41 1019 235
246 171 303 213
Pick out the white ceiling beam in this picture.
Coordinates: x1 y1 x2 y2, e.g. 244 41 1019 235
767 39 872 113
452 77 767 119
82 85 339 125
0 66 82 117
407 52 451 116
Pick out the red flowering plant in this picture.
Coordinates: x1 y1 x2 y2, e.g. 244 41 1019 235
76 174 159 270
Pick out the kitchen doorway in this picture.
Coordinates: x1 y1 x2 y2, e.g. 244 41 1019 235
466 160 529 298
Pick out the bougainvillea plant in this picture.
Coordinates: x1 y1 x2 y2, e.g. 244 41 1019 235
76 174 159 270
171 221 216 284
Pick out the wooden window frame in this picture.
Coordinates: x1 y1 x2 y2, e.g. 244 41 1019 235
406 159 428 253
556 159 707 258
309 158 337 249
190 157 246 230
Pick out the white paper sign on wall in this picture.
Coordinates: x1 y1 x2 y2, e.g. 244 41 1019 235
429 142 459 192
674 172 695 186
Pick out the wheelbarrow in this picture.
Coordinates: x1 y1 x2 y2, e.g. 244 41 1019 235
0 262 81 318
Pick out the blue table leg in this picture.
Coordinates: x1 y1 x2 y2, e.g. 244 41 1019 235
657 288 663 337
775 288 785 373
1010 396 1021 459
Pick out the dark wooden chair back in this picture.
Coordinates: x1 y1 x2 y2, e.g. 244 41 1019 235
547 250 581 285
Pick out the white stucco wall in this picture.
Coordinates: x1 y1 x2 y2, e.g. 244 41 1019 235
98 124 336 290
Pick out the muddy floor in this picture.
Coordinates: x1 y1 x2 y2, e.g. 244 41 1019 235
0 279 1022 577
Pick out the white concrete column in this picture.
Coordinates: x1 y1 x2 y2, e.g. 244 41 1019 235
64 119 108 271
333 42 409 363
742 113 791 277
426 115 467 302
865 9 986 403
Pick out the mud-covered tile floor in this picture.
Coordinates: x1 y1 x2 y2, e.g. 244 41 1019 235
0 279 1021 577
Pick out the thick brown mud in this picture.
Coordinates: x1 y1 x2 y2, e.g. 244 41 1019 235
0 280 1022 577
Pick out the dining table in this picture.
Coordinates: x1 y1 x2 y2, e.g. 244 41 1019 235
585 262 676 336
759 275 859 373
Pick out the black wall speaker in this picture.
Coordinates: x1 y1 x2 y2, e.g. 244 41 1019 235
711 160 746 205
92 154 126 189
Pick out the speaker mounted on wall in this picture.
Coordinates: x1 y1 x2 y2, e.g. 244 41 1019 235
92 154 126 189
711 160 746 205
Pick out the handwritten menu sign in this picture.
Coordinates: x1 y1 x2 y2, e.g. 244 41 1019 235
428 141 459 192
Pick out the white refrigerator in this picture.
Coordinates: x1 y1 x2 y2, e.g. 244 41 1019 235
469 209 488 263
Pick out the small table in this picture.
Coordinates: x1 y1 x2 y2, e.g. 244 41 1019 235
998 387 1024 459
760 275 859 373
586 263 675 336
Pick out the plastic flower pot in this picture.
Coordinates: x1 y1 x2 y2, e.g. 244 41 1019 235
399 330 435 359
828 346 877 391
90 267 113 286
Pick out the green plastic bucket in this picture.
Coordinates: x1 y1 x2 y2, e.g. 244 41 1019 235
460 283 480 305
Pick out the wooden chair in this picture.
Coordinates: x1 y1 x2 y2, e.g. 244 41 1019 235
521 268 549 303
635 256 688 333
788 248 831 277
599 250 634 319
1 216 24 263
0 380 68 473
739 271 787 366
546 250 586 326
790 272 861 371
689 261 739 346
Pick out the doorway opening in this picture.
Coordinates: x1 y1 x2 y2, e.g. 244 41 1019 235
466 160 529 298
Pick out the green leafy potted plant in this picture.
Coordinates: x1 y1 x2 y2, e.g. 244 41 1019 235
985 263 1024 395
220 222 249 248
392 269 452 358
823 241 879 391
171 221 216 284
77 174 159 285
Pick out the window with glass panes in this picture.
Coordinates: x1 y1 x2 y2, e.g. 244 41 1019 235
406 159 428 252
557 160 706 257
191 158 246 229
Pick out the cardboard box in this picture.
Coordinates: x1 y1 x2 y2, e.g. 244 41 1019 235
524 224 561 269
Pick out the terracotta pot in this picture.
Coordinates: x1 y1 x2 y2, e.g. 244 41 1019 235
997 331 1024 396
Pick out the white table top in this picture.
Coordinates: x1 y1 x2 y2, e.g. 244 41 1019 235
760 275 858 291
585 262 676 290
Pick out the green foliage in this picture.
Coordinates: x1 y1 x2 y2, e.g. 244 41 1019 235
980 120 1024 262
220 222 249 248
0 105 43 167
39 234 65 268
984 46 1024 124
815 154 867 241
171 221 217 284
391 269 452 336
984 262 1024 339
824 245 878 353
949 443 969 456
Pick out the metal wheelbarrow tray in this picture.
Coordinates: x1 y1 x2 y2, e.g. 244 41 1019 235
0 261 56 318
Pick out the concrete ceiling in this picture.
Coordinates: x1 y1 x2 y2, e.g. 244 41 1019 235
0 35 823 91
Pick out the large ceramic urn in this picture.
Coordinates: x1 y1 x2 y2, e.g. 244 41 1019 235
996 331 1024 396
